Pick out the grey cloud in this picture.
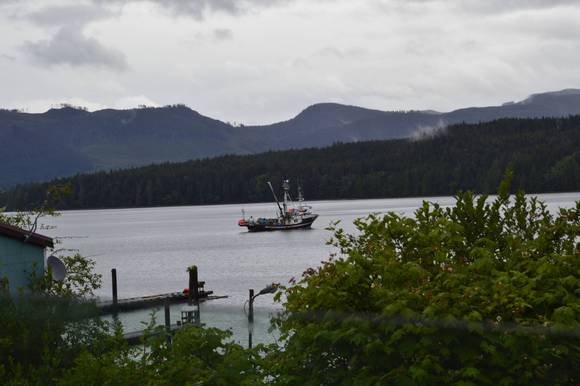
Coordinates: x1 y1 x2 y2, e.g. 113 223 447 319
386 0 580 13
6 0 295 24
392 0 578 6
318 46 344 58
158 0 292 17
21 25 128 71
25 4 114 27
0 0 20 7
458 0 580 14
151 0 241 18
316 46 367 60
0 54 16 61
213 28 234 40
410 120 446 141
98 0 294 19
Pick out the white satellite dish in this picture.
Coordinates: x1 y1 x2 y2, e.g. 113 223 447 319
46 255 67 281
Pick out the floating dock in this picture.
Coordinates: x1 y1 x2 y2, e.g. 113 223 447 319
97 290 227 314
99 266 226 314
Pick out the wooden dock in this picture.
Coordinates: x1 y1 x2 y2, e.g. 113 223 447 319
99 266 227 314
97 291 227 314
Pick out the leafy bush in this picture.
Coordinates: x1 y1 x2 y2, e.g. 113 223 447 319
59 324 265 386
0 187 108 385
273 173 580 385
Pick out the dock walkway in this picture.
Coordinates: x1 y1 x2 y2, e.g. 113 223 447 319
97 290 227 314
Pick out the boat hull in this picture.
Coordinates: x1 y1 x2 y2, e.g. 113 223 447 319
242 215 318 232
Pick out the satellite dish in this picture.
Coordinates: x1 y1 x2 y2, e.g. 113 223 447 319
46 255 67 281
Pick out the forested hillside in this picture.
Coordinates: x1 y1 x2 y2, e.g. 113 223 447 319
2 89 580 187
1 116 579 210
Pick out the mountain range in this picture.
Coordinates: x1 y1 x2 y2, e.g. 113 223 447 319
1 88 580 188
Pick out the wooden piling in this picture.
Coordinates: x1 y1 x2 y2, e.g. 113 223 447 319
248 288 254 349
164 302 171 332
193 266 199 304
164 302 171 344
188 265 199 306
111 268 118 308
248 289 254 324
187 265 201 325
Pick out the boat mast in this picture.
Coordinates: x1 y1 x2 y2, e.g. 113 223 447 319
297 181 304 202
267 181 284 217
282 179 291 215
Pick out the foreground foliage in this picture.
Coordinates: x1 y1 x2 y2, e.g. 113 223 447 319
59 324 264 386
272 174 580 385
0 190 108 385
1 177 579 385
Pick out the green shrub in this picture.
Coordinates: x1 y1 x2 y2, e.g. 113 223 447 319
273 173 580 385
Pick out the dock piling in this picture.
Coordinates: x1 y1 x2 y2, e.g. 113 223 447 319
248 288 254 348
164 302 171 331
248 289 254 324
188 265 199 305
187 265 201 325
111 268 118 310
164 302 171 344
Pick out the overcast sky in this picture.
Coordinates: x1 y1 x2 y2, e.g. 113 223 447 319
1 0 579 124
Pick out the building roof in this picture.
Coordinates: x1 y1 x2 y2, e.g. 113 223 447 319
0 222 54 248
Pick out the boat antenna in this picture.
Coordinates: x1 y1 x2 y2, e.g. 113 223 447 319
267 181 284 217
282 179 291 215
297 179 304 202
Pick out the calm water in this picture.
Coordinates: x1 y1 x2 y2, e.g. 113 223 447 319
43 193 579 345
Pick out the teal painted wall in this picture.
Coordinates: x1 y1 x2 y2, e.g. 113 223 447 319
0 235 45 294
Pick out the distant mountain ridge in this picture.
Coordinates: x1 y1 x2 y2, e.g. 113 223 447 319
2 115 578 210
1 89 580 187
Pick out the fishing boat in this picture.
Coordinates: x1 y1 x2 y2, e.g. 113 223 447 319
238 180 318 232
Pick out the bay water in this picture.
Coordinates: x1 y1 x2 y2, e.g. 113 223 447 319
43 193 579 345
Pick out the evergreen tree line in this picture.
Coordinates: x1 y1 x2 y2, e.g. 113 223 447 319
2 116 579 210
